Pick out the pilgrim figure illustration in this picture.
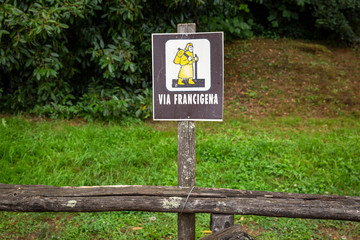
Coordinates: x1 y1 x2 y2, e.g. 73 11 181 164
172 42 204 87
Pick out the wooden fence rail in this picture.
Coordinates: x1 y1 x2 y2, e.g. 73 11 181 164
1 183 359 222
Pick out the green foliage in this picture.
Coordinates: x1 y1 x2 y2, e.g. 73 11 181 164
0 0 159 119
1 0 359 120
249 0 360 42
311 0 360 42
0 0 254 119
198 1 254 40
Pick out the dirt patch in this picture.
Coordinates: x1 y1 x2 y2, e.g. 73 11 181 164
224 38 360 118
317 222 360 240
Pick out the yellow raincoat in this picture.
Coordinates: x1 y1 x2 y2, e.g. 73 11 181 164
174 43 198 84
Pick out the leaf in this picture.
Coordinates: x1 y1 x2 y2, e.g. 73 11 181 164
50 52 59 57
1 118 7 128
100 39 104 49
25 59 33 68
129 63 136 72
108 64 114 73
0 30 10 40
59 23 69 29
103 107 110 117
282 9 292 19
123 61 130 71
108 44 116 49
135 109 142 117
131 227 142 230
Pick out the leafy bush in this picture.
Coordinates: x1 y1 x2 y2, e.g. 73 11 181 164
198 1 254 40
249 0 360 42
1 0 359 120
0 0 253 120
310 0 360 42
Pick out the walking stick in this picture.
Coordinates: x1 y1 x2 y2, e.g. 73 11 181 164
195 54 198 81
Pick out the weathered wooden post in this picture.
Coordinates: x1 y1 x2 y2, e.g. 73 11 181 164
210 213 234 233
152 24 224 238
177 23 197 240
177 121 196 239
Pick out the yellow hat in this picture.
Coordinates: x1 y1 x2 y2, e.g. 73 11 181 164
185 43 193 50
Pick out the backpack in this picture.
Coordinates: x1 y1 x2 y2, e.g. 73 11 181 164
173 48 189 65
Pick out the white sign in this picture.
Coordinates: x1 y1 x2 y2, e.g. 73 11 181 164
165 39 211 91
152 32 223 121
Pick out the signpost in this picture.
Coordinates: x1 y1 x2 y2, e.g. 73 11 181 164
152 28 224 121
152 23 224 239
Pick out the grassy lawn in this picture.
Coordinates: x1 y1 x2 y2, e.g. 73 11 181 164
1 38 360 239
1 116 359 239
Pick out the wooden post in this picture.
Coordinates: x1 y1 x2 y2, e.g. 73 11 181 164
177 23 196 240
210 213 234 233
201 224 246 240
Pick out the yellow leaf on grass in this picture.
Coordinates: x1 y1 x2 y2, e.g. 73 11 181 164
132 227 143 230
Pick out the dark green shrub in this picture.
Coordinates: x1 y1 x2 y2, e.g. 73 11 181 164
198 1 254 40
0 0 253 120
310 0 360 42
249 0 360 42
1 0 359 120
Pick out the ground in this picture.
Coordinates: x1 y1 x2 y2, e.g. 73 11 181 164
224 38 360 118
224 38 360 239
148 37 360 239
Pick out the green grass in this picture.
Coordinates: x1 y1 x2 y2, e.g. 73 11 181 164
0 115 359 239
0 117 178 187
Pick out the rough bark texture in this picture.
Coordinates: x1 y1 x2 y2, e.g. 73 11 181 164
177 121 196 188
1 184 359 222
201 224 246 240
177 120 196 239
211 214 234 233
177 23 197 240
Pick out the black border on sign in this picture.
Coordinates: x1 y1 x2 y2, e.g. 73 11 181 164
152 32 224 121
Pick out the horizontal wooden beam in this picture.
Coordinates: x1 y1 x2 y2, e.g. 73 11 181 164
1 184 359 222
